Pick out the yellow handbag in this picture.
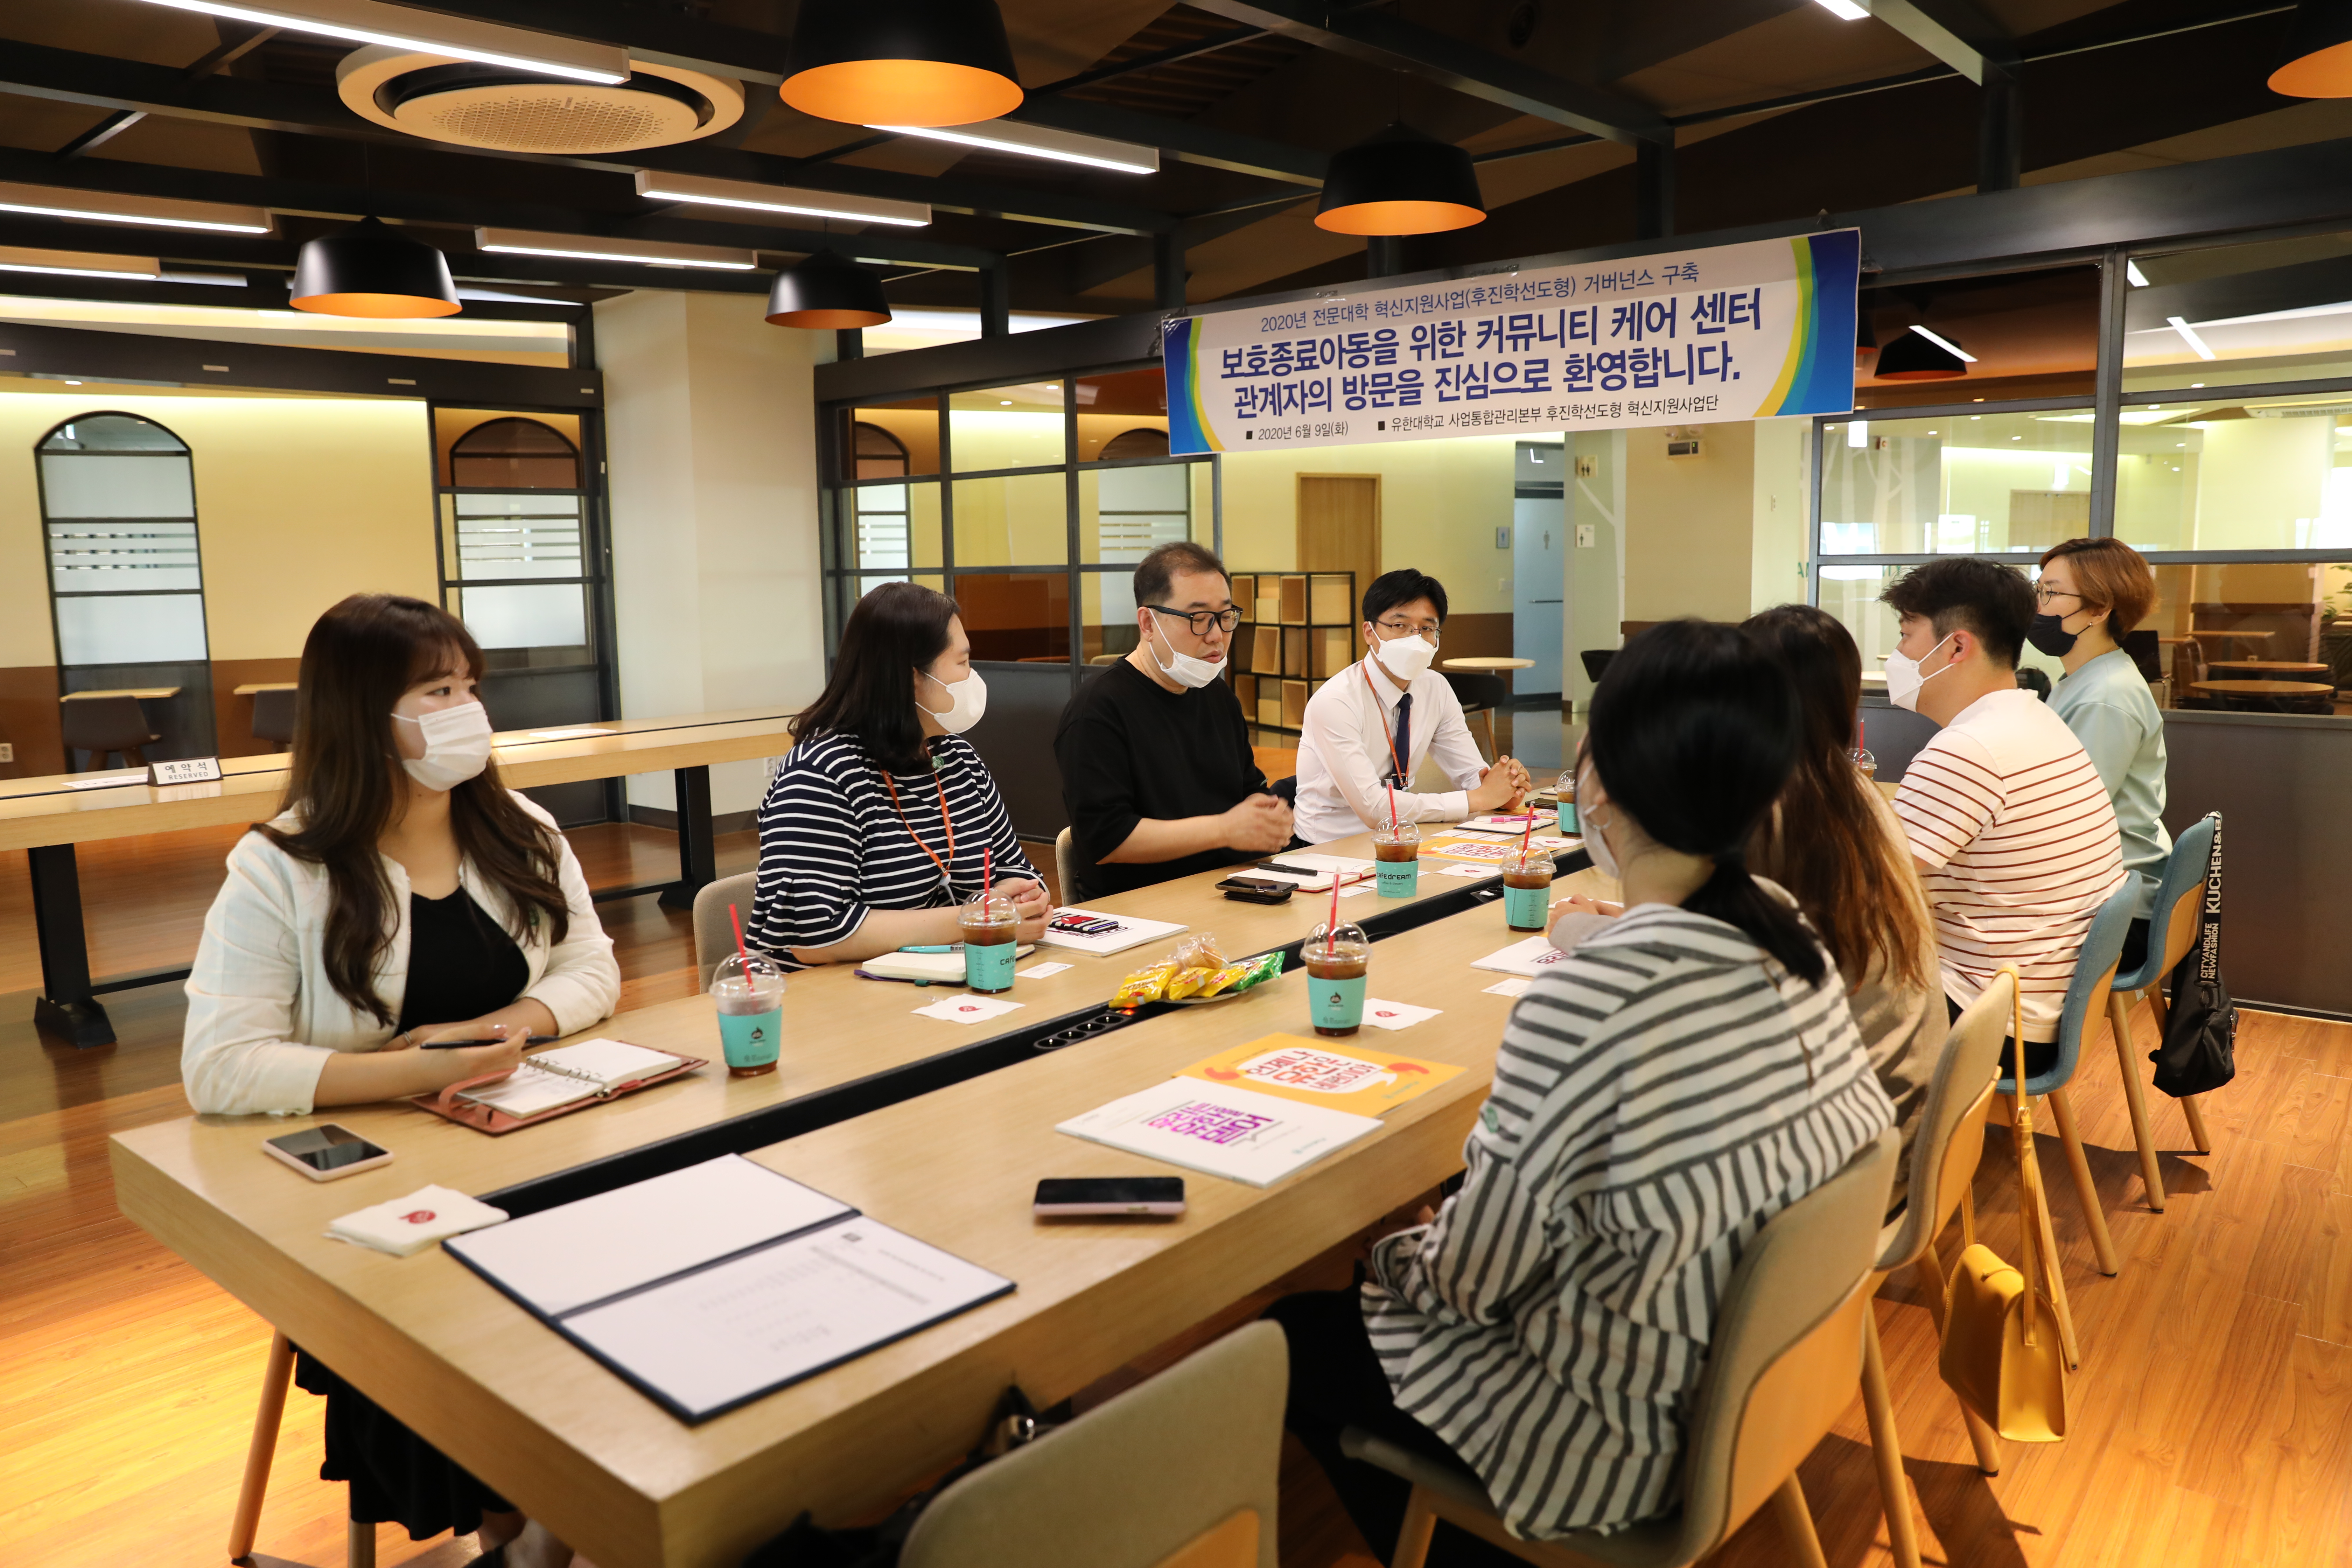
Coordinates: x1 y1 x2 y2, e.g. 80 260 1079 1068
1937 969 2068 1443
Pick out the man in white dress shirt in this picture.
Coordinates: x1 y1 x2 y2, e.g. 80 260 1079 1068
1291 569 1532 845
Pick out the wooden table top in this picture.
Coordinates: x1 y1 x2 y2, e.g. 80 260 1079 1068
2203 660 2329 675
60 686 180 701
0 707 801 853
2190 679 2336 696
112 836 1607 1567
230 681 299 695
1440 657 1535 671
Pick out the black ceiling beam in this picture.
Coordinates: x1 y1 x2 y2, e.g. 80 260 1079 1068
1033 25 1276 95
1865 0 2021 84
1006 98 1324 187
396 0 790 83
1184 0 1674 146
0 40 1172 237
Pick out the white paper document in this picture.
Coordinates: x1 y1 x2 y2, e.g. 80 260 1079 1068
1036 909 1187 956
1483 977 1533 997
1471 936 1579 979
1056 1077 1383 1187
445 1156 850 1316
453 1038 688 1119
1463 812 1556 833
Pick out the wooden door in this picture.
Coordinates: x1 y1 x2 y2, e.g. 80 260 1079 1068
1297 475 1381 642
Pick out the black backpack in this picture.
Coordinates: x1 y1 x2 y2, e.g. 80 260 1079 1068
2150 817 2236 1098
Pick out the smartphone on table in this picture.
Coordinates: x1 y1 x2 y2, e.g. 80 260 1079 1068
262 1124 394 1181
1033 1177 1186 1217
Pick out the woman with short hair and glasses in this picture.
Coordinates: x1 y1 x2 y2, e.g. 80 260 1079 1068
2036 536 2170 972
747 581 1048 968
1290 568 1531 845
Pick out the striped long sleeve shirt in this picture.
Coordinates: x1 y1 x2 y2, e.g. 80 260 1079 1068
1892 687 2126 1041
745 731 1037 970
1363 902 1895 1540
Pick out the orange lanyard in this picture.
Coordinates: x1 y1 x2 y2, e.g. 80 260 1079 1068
881 764 957 888
1363 661 1407 785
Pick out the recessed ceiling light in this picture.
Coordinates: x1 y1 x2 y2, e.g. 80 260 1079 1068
0 245 161 281
0 178 271 234
475 227 756 270
631 169 929 227
868 120 1159 175
124 0 629 83
999 399 1011 405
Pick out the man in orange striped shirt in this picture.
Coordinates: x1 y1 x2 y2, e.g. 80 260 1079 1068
1881 559 2127 1077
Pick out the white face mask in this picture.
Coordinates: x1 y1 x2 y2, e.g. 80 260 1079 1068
1147 618 1224 690
918 666 988 734
1373 630 1438 682
1577 765 1622 879
1885 631 1957 713
392 701 493 792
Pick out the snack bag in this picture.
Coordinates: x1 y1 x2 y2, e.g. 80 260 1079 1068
1168 932 1229 974
1195 963 1252 998
1111 961 1178 1009
1165 967 1211 1001
1230 950 1286 994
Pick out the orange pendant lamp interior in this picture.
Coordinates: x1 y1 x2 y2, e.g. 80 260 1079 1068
2271 0 2352 95
782 0 1023 127
1315 124 1486 237
289 216 460 319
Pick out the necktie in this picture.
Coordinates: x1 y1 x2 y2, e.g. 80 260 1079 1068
1391 692 1413 788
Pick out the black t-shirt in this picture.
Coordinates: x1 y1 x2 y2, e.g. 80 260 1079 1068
396 887 529 1032
1054 659 1269 900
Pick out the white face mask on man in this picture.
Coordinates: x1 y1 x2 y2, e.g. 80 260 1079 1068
918 666 989 734
1884 631 1957 713
1372 630 1438 682
1147 617 1225 690
392 701 493 792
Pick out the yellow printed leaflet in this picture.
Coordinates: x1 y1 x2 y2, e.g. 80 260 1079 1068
1175 1034 1465 1114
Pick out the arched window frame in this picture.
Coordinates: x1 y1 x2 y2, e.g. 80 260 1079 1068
450 415 582 489
36 410 210 671
436 411 597 677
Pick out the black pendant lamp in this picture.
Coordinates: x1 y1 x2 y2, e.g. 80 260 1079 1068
782 0 1023 127
1873 327 1969 381
1315 123 1487 237
767 249 892 329
2272 0 2352 95
289 216 460 319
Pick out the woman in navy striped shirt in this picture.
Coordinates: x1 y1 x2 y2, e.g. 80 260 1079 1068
1270 620 1894 1560
747 583 1047 969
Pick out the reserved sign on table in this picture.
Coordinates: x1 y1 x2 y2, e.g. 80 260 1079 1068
146 757 223 786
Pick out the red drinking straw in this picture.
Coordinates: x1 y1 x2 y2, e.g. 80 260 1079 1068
727 903 753 978
1386 780 1398 833
1326 877 1340 957
983 846 993 904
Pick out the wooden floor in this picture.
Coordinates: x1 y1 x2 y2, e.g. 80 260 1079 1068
2 823 2347 1567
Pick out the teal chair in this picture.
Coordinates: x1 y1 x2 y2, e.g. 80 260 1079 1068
1994 878 2141 1368
2103 814 2222 1200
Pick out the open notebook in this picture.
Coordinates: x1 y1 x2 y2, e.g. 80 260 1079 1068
410 1038 702 1134
445 1155 1013 1423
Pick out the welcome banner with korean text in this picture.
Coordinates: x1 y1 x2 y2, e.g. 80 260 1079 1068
1163 229 1859 455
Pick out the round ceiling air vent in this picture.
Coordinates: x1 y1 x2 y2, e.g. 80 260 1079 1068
337 47 742 154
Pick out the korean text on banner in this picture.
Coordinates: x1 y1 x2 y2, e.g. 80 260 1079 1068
1163 229 1860 455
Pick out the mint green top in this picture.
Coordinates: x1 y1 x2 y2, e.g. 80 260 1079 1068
2048 648 2170 917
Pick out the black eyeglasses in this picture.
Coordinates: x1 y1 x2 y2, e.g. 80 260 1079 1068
1146 604 1242 635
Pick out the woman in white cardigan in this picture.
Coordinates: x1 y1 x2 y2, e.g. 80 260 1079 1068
183 592 617 1568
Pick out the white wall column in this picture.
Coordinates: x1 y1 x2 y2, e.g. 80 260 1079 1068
596 290 825 820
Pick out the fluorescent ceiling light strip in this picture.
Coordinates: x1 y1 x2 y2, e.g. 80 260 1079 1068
1909 324 1977 362
0 246 161 281
475 227 756 271
1813 0 1870 19
2167 315 2218 360
869 124 1159 175
631 170 929 228
0 180 271 234
128 0 628 83
0 261 161 281
2126 259 2149 287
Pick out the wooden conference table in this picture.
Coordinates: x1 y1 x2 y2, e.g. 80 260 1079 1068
2 706 799 1048
113 827 1605 1568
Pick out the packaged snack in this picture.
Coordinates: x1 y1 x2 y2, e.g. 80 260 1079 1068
1195 963 1252 998
1168 932 1229 974
1165 967 1211 1001
1230 950 1286 994
1110 961 1178 1009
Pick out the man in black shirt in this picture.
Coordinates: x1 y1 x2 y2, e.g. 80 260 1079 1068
1055 542 1293 899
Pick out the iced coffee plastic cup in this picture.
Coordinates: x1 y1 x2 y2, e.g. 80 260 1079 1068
1503 849 1555 934
1850 745 1878 783
959 891 1019 994
1373 818 1421 898
1553 770 1579 835
1306 919 1370 1037
711 952 786 1078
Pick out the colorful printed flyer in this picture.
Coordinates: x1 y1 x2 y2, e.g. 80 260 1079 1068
1055 1077 1384 1187
1420 838 1520 863
1174 1034 1464 1113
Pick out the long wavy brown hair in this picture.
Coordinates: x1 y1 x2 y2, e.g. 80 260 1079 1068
1740 604 1936 995
256 594 570 1024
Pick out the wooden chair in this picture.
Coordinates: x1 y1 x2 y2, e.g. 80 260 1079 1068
1440 670 1508 762
250 686 297 750
689 870 759 989
898 1321 1286 1568
61 693 159 771
2104 814 2220 1168
230 1332 374 1566
1341 1130 1900 1568
1054 827 1080 907
1861 972 2016 1532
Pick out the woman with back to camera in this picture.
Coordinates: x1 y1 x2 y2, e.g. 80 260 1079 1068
746 581 1049 967
1269 620 1895 1562
183 593 619 1566
2036 536 2171 973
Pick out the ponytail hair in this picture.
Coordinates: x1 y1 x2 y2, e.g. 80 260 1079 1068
1586 619 1826 987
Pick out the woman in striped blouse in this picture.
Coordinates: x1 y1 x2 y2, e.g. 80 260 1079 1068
1270 620 1895 1560
746 582 1048 968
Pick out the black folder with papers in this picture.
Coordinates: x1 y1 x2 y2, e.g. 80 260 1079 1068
444 1155 1014 1423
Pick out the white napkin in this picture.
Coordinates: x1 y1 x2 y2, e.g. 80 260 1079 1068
1436 863 1496 879
1483 978 1533 998
1017 961 1072 979
913 995 1026 1024
327 1185 508 1258
1358 998 1441 1031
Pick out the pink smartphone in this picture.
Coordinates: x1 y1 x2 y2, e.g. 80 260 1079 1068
1033 1177 1185 1218
262 1124 394 1182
